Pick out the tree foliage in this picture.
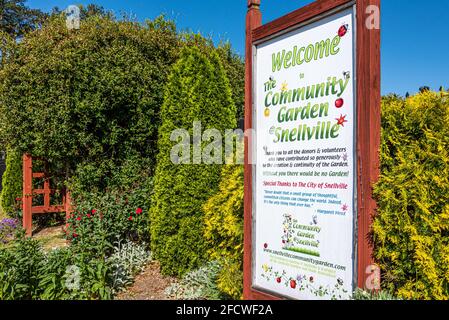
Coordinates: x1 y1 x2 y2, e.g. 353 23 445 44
0 0 46 39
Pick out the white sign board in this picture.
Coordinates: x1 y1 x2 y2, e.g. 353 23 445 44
253 7 356 300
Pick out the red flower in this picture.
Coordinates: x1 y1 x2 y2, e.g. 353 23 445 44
136 208 143 215
128 216 133 221
76 217 81 221
86 214 91 218
73 233 78 238
276 277 282 283
91 209 97 214
15 197 22 201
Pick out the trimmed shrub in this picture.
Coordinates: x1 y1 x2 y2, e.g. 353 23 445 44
0 148 22 217
150 46 236 276
181 35 245 122
372 91 449 300
204 164 244 299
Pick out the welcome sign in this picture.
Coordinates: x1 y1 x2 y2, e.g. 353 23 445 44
253 7 355 300
244 0 380 301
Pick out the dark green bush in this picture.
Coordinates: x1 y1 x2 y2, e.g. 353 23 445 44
0 14 178 192
151 46 236 276
372 91 449 300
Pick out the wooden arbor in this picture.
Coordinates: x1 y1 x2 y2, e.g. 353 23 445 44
22 154 72 236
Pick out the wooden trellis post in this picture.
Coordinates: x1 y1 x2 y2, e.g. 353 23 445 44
22 154 73 237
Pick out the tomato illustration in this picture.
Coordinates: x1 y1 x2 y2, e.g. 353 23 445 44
290 280 297 289
335 98 344 108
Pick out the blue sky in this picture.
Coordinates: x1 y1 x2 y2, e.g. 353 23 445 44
28 0 449 95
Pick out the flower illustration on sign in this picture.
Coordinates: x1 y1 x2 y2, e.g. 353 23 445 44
336 114 348 127
281 81 288 92
260 265 348 299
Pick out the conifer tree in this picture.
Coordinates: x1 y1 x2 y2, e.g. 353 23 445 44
150 46 236 276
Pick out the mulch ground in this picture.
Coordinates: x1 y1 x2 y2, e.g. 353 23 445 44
117 261 177 300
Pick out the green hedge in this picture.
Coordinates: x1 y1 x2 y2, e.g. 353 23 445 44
150 46 236 276
0 149 22 217
372 91 449 300
0 14 244 197
0 14 179 193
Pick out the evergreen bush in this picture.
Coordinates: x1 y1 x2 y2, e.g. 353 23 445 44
150 46 236 276
0 149 22 217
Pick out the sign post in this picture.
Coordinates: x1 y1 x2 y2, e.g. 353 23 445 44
244 0 380 300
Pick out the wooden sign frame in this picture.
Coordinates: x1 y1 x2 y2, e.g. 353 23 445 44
243 0 380 300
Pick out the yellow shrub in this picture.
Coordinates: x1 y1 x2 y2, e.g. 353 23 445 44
204 164 243 299
372 91 449 300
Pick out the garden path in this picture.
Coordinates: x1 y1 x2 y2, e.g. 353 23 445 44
116 261 177 300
